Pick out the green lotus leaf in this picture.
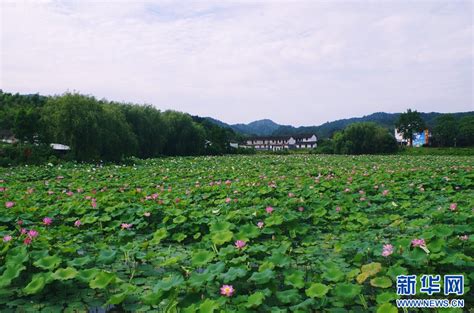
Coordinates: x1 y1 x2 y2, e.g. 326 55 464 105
220 267 247 281
192 250 215 267
376 303 398 313
322 267 344 282
275 289 301 304
141 290 164 305
249 269 275 284
34 255 62 271
209 221 233 232
199 299 219 313
203 262 225 276
432 225 453 237
52 267 78 280
172 232 187 242
284 270 305 289
266 214 283 226
268 253 291 267
370 276 392 288
67 256 92 267
173 215 187 224
159 256 181 267
376 292 399 304
151 228 168 244
428 238 445 253
306 283 330 298
333 283 361 300
0 264 26 288
89 271 117 289
188 272 213 288
6 246 28 266
211 230 233 245
361 262 382 276
245 291 265 308
386 265 408 279
154 274 184 292
97 249 117 264
23 273 52 295
236 224 260 240
77 268 100 283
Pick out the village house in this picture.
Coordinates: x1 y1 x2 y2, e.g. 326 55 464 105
240 134 318 151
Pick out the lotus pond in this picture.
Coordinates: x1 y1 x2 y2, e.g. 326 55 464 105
0 155 473 312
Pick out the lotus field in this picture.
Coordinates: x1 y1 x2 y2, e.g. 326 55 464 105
0 155 472 312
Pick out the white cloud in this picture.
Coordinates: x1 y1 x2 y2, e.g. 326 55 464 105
1 0 472 125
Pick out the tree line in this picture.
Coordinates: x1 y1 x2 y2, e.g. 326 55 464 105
0 91 243 163
315 109 473 155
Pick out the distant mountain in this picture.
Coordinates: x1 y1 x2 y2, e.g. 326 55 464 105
206 111 474 139
203 118 288 136
232 119 285 136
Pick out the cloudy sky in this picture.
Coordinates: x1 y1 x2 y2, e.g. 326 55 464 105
1 0 472 125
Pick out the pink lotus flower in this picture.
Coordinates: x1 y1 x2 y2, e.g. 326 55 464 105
459 235 468 241
17 220 23 225
91 198 97 208
288 192 295 198
450 203 457 211
411 238 426 247
5 201 14 208
298 207 304 212
66 191 74 196
56 176 64 180
359 190 365 195
24 237 32 245
144 212 151 217
3 235 12 242
220 284 234 297
20 228 27 235
47 190 54 195
74 220 82 227
344 188 350 193
235 240 246 249
266 206 274 214
382 244 393 257
28 230 39 238
225 197 231 203
335 206 341 212
0 187 5 192
360 197 366 201
257 221 264 229
43 217 52 226
382 190 389 196
121 223 132 229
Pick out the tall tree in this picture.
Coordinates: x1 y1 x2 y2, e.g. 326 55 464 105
458 116 474 147
395 109 426 146
433 114 458 147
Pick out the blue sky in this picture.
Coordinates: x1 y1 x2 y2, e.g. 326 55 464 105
1 0 472 125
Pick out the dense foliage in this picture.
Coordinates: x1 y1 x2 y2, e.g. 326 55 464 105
0 155 472 312
0 91 240 163
331 123 398 155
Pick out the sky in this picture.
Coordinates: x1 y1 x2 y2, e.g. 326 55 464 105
1 0 473 126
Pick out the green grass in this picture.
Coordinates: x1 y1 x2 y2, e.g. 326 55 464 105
398 147 474 156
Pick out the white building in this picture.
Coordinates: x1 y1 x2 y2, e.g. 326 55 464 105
242 134 317 151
